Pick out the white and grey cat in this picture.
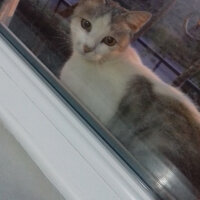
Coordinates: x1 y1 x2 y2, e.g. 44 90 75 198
60 0 200 197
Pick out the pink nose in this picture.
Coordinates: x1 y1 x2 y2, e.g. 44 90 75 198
83 45 93 53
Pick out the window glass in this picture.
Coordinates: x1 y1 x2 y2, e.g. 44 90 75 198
1 0 200 199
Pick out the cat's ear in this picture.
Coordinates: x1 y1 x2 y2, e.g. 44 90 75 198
126 11 152 33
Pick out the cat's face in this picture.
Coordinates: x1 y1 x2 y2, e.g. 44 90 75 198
70 0 151 62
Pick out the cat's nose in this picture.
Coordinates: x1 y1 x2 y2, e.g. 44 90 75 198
83 45 93 53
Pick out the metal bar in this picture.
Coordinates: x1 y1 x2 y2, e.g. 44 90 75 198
55 0 62 12
153 60 162 72
137 38 200 95
138 38 180 75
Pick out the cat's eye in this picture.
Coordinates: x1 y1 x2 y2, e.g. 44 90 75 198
81 19 92 32
102 36 117 46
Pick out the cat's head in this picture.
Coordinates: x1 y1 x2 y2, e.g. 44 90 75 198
70 0 151 62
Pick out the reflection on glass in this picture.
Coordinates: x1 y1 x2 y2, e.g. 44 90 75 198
0 0 20 25
1 0 200 199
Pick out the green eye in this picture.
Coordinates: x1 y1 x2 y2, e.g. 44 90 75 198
81 19 92 32
102 36 117 46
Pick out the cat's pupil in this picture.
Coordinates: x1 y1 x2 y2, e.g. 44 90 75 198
81 19 92 32
102 36 116 46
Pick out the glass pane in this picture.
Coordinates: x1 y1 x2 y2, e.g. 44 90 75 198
1 0 200 199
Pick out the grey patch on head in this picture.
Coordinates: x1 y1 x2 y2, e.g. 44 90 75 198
110 6 126 20
82 4 111 19
109 4 132 41
79 1 127 23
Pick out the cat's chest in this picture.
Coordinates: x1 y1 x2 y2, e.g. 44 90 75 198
60 56 133 123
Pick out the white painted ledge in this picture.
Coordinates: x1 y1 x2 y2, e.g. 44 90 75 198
0 118 65 200
0 35 154 200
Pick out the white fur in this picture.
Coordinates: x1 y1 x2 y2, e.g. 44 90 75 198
61 49 135 123
61 13 200 124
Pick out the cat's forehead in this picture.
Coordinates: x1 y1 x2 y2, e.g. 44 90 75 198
75 1 130 34
76 0 127 24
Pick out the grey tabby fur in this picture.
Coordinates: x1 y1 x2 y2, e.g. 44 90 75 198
108 75 200 198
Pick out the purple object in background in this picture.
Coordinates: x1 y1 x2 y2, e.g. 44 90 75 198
54 0 79 12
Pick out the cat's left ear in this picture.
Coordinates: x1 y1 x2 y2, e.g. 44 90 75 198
126 11 152 33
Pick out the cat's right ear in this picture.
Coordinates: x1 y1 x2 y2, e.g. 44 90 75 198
125 11 152 33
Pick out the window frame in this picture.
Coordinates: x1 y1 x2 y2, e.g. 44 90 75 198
0 23 157 200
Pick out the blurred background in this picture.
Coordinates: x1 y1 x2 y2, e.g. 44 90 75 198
1 1 200 199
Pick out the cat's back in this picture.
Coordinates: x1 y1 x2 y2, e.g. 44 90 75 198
110 75 200 194
113 74 200 140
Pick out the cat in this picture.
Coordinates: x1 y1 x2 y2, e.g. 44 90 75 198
60 0 200 198
61 0 148 123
